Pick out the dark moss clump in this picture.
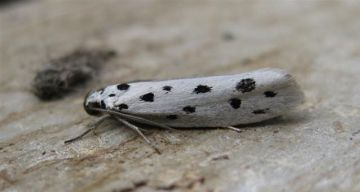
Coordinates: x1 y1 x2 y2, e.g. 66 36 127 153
33 48 116 100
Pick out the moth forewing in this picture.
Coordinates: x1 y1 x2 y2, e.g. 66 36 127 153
83 68 304 127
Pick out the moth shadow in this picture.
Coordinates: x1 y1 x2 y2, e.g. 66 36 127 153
235 111 309 129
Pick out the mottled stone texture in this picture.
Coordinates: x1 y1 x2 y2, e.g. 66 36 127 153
1 0 360 191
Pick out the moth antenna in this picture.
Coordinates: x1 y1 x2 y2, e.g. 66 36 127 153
114 116 161 154
64 115 110 144
89 107 176 131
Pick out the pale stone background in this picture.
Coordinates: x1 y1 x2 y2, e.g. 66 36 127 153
1 0 360 191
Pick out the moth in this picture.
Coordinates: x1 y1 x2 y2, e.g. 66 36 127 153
65 68 304 151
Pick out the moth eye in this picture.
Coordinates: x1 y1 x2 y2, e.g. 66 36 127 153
83 90 102 116
84 101 101 116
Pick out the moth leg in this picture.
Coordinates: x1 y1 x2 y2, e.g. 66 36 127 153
138 127 151 133
91 108 176 131
115 112 176 131
64 115 110 144
225 126 243 133
114 116 161 154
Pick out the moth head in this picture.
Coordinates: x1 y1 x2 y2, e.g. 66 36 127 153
83 84 129 116
83 89 104 116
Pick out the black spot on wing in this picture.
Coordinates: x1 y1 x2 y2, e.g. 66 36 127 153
100 100 106 109
229 98 241 109
193 85 212 94
163 85 172 92
140 92 154 102
108 93 116 97
236 78 256 93
117 83 130 90
253 108 269 114
183 106 196 114
117 103 128 110
166 115 178 120
264 91 277 97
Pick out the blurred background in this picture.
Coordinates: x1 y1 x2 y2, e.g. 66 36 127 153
1 1 360 191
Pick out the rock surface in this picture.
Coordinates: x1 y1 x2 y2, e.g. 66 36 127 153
1 0 360 191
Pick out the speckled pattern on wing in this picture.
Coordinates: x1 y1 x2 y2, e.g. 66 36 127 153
84 68 304 127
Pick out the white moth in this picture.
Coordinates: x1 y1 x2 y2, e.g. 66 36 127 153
65 68 304 151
